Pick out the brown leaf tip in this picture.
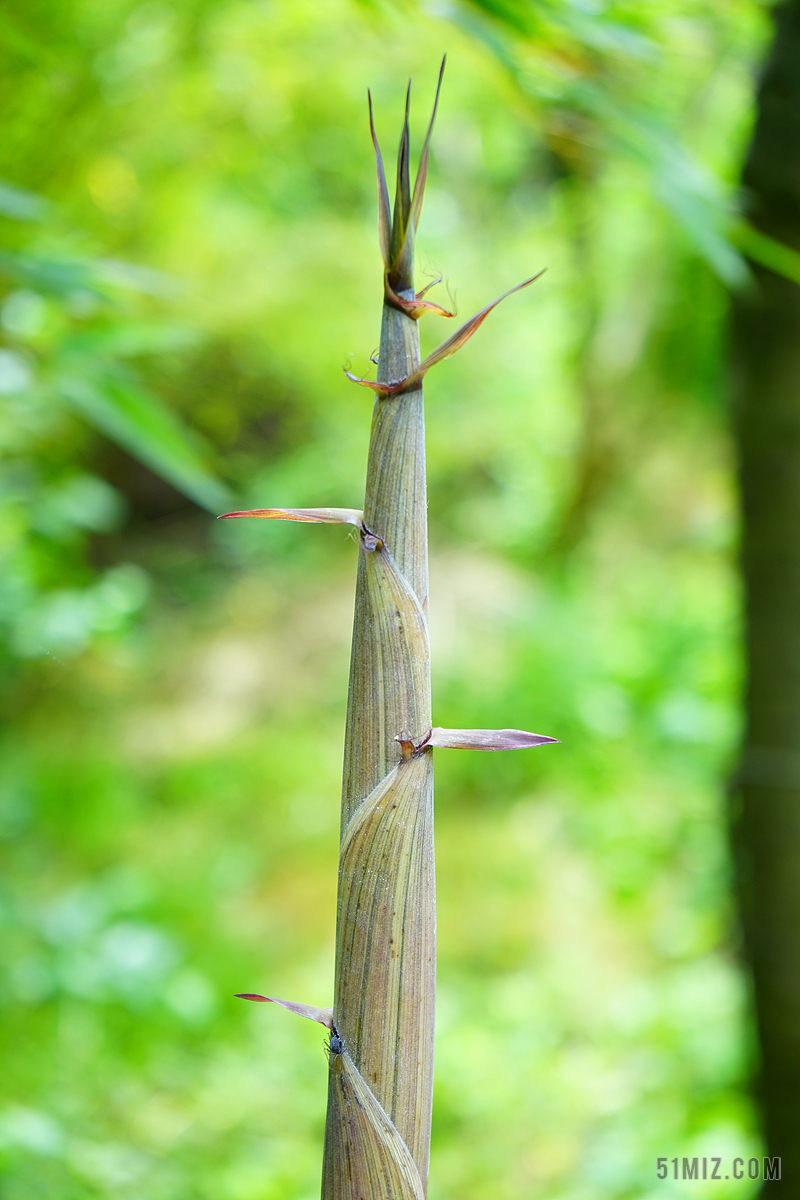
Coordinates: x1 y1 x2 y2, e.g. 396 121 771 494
218 507 363 526
235 994 335 1028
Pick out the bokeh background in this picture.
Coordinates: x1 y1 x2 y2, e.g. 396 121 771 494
0 1 779 1197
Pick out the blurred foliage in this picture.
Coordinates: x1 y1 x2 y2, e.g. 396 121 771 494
0 1 774 1198
0 183 229 664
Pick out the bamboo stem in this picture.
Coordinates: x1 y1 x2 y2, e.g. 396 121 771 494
326 245 435 1199
224 65 553 1200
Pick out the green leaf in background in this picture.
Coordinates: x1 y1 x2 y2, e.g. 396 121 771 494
575 84 750 287
56 368 232 515
0 180 230 518
452 0 754 286
731 219 800 285
0 250 176 299
0 250 102 298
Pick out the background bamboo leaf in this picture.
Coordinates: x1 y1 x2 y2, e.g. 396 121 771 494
56 371 231 515
731 219 800 285
451 0 755 285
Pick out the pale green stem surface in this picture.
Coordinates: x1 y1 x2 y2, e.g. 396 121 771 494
324 285 435 1196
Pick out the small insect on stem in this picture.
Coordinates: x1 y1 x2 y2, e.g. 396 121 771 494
329 1025 343 1056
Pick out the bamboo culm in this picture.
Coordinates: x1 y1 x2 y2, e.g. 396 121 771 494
224 61 555 1200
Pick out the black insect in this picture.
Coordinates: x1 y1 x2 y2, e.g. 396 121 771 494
329 1025 343 1055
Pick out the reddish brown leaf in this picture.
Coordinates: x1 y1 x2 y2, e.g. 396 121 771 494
346 272 545 398
235 994 334 1028
384 276 454 320
409 271 546 382
219 507 363 526
343 370 393 396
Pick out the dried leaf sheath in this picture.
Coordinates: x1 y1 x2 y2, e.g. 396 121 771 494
334 753 434 1174
328 305 435 1194
344 538 431 815
324 1046 426 1200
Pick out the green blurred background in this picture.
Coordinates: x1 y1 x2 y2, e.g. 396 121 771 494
0 1 775 1197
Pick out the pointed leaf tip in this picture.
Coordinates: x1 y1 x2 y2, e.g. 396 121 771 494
388 59 447 290
235 994 334 1028
219 507 363 526
412 270 546 379
386 79 414 290
428 727 560 751
368 90 392 267
351 270 546 397
409 56 445 237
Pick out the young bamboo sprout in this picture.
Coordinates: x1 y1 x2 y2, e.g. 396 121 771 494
223 60 555 1199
